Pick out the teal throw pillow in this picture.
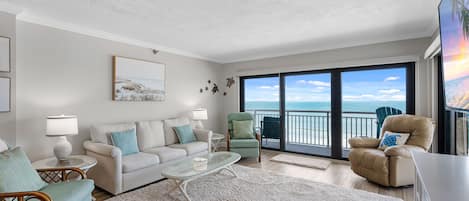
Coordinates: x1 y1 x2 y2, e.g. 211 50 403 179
0 147 47 192
232 120 255 139
174 125 197 144
111 129 140 156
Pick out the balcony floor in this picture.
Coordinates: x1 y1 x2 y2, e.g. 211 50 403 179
262 138 351 158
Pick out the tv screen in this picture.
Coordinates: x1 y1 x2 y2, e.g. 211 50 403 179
440 0 469 111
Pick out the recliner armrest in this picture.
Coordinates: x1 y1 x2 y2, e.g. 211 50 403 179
348 137 380 148
83 140 121 158
384 145 425 158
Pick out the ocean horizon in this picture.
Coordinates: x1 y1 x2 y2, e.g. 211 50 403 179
245 101 405 113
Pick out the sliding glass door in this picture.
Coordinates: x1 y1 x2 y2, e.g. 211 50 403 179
341 67 408 158
241 75 281 150
240 62 414 159
284 73 331 157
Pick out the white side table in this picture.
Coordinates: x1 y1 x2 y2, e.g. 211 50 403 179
32 155 97 173
211 133 225 152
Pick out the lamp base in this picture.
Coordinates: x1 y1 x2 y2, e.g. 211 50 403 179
53 136 72 162
193 120 204 129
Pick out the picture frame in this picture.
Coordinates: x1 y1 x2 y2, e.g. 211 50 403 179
0 36 10 72
0 77 10 112
112 56 166 101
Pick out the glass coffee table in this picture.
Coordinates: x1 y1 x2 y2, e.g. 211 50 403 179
162 151 241 201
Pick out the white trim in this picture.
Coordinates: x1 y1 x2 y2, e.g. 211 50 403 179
15 13 223 63
236 55 420 76
424 34 441 59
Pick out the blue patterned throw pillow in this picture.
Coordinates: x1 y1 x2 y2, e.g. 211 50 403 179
378 131 410 150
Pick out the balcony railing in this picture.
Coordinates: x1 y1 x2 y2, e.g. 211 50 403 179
246 109 378 149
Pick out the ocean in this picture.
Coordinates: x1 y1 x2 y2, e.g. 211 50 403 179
245 101 406 113
245 101 406 147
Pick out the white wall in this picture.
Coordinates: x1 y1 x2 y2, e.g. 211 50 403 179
0 11 16 146
221 37 433 131
15 21 224 161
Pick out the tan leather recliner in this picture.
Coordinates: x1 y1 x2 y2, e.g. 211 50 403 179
348 114 434 187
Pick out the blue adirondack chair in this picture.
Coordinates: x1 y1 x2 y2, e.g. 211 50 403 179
376 107 402 138
261 116 281 144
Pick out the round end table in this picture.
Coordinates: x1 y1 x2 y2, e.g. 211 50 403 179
211 133 225 152
32 155 97 173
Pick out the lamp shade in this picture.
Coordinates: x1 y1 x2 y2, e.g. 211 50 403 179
46 115 78 136
192 108 208 120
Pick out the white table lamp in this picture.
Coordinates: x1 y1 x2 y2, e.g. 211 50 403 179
192 108 208 129
46 115 78 162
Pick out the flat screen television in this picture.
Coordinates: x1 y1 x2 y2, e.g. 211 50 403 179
440 0 469 112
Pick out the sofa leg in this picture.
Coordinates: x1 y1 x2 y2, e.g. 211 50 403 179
258 155 261 162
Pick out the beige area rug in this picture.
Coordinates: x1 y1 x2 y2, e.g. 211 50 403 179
106 165 401 201
270 154 332 170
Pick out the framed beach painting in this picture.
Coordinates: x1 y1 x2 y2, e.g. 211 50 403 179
0 77 10 112
112 56 165 101
0 37 10 72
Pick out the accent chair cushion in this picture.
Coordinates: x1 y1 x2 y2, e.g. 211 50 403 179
378 131 410 150
143 146 187 163
91 122 136 145
169 141 208 155
0 147 47 192
136 120 166 151
40 179 94 201
111 129 140 156
164 118 191 145
121 152 159 173
230 139 259 148
174 125 197 144
232 120 255 139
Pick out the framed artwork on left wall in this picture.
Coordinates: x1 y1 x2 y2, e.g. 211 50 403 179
0 77 10 112
0 37 10 72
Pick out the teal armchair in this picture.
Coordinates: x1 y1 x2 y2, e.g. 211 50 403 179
227 112 261 162
0 147 95 201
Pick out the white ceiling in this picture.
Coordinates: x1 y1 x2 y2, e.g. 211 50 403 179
2 0 440 63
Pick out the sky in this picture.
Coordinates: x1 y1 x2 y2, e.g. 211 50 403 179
244 67 406 102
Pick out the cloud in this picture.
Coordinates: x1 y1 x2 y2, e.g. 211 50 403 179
297 80 331 87
384 76 400 81
378 89 400 94
311 87 326 93
343 93 405 101
258 85 279 89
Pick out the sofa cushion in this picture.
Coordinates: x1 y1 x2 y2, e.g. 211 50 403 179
122 152 159 173
169 141 208 156
111 129 140 156
91 123 136 145
40 179 94 201
136 120 165 151
230 139 259 148
349 148 389 186
163 118 191 145
174 125 197 144
143 147 187 163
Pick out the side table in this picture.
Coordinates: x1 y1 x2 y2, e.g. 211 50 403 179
32 155 97 173
211 133 225 152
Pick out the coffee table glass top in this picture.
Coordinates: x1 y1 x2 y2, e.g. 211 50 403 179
162 151 241 180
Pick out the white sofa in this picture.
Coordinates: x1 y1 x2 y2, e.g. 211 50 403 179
83 117 212 195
